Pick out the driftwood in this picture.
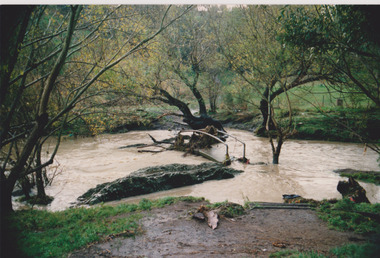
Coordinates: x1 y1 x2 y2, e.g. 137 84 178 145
138 149 164 153
119 143 149 149
192 202 245 229
120 126 229 164
194 205 219 230
147 134 176 144
337 177 370 203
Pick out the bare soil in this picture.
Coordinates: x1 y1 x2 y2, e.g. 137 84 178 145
69 200 367 257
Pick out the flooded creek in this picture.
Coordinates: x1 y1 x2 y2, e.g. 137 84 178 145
37 129 379 211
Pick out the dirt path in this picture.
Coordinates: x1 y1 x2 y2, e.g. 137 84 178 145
70 201 366 257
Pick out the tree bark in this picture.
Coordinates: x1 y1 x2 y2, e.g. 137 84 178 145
0 6 34 106
156 89 225 132
270 135 284 165
259 87 275 131
35 145 47 199
0 6 34 148
272 153 280 165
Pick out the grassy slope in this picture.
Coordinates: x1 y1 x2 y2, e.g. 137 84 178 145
2 197 204 258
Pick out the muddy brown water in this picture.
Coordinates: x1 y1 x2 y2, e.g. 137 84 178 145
18 129 380 211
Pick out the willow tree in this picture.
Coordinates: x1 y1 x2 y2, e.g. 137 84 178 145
0 4 193 213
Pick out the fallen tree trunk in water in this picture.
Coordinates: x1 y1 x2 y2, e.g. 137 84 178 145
76 163 243 205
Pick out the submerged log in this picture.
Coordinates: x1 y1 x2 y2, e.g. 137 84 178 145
76 163 243 205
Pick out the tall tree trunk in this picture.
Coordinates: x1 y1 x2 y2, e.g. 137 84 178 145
20 176 32 199
209 95 217 114
2 113 48 213
190 84 207 116
0 6 34 148
258 87 274 136
0 6 34 107
35 145 47 199
1 6 80 214
272 153 280 164
270 135 284 165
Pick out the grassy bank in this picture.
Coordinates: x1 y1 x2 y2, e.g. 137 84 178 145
317 198 380 234
215 107 380 144
334 169 380 185
2 196 204 258
3 197 380 257
291 108 380 143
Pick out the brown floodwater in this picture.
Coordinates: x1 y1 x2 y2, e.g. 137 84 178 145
27 129 380 211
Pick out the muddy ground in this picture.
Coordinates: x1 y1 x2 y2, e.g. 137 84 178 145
69 200 367 257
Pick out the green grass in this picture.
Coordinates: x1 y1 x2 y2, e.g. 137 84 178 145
4 196 205 258
331 242 380 258
219 82 380 143
338 172 380 185
317 198 380 234
206 200 246 218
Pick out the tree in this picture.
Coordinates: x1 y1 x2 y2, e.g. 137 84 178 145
278 5 380 108
278 5 380 156
125 6 226 131
215 5 326 163
0 4 193 214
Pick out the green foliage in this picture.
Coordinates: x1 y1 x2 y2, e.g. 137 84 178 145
278 5 380 107
60 105 166 136
338 172 380 185
207 200 245 218
5 196 205 257
290 107 380 143
317 198 380 234
331 243 380 258
153 196 206 208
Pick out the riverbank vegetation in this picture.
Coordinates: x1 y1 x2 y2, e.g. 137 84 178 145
334 169 380 185
2 196 204 257
3 197 379 257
